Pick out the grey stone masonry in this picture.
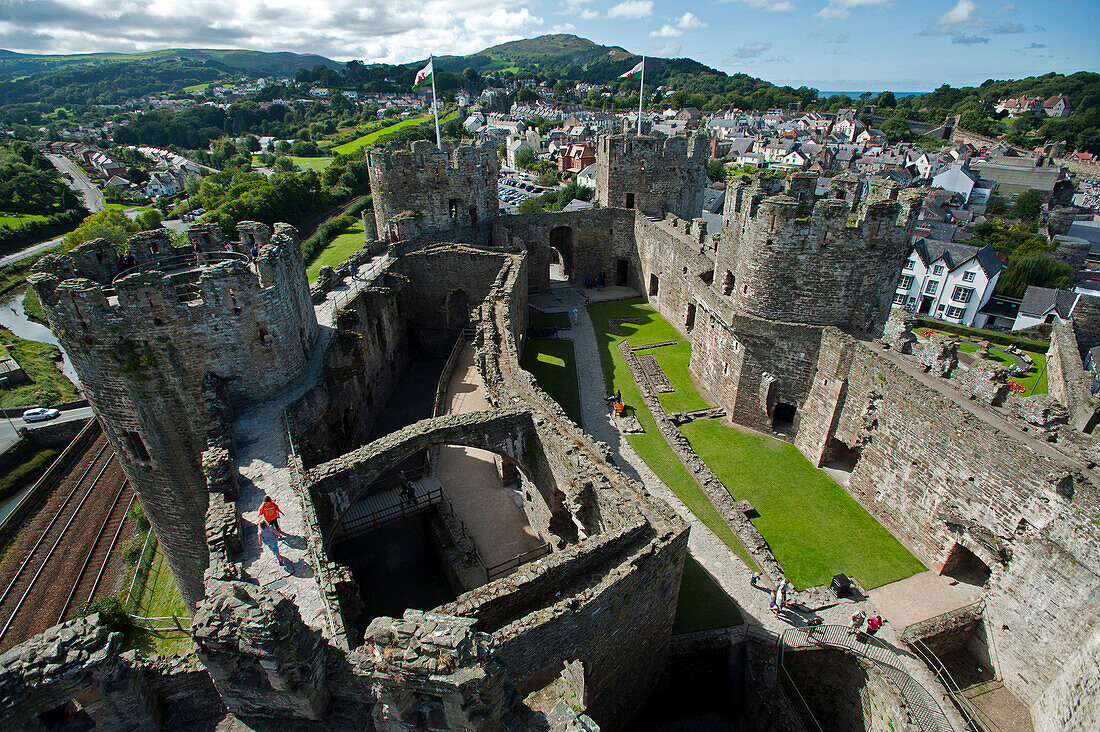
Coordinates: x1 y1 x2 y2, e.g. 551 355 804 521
595 133 707 220
368 140 498 242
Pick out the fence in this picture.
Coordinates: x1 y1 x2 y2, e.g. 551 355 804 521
778 624 955 732
122 529 192 635
910 637 994 732
329 251 393 312
485 543 551 581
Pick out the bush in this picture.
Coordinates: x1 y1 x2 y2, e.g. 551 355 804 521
127 503 150 534
912 316 1049 353
0 207 86 254
76 595 131 632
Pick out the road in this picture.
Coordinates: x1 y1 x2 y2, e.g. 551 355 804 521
45 154 103 213
0 237 63 268
0 406 94 454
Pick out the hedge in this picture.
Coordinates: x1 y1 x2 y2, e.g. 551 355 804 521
301 197 372 264
0 207 86 255
913 316 1049 353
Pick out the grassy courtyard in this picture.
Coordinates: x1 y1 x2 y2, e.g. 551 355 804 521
306 219 366 282
587 299 757 570
521 338 583 425
589 298 924 591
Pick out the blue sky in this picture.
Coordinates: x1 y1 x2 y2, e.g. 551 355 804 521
0 0 1096 90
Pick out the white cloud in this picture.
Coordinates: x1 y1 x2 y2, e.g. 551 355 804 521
652 41 681 56
720 0 795 10
559 0 592 12
0 0 549 63
734 41 772 58
580 9 599 19
650 25 683 37
676 12 706 29
816 0 893 21
607 0 654 19
937 0 979 25
551 23 576 32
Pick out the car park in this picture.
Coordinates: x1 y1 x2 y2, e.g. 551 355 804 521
22 407 60 422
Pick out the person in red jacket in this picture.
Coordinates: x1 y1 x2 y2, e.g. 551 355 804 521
259 496 285 535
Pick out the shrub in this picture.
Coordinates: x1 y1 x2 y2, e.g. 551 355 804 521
77 595 131 632
913 316 1049 353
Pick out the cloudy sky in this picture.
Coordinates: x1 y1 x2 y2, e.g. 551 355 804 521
0 0 1096 90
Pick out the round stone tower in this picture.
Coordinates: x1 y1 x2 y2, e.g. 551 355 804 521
29 222 318 608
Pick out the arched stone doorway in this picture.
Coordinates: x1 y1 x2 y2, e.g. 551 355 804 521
549 226 574 283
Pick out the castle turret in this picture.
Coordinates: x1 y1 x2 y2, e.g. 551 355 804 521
367 140 498 242
713 175 923 335
595 133 708 220
30 222 318 608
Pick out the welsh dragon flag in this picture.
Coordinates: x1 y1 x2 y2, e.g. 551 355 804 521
413 59 434 89
619 59 644 79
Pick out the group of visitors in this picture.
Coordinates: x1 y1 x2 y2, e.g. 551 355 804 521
767 578 795 617
584 271 608 291
848 610 884 638
257 495 287 562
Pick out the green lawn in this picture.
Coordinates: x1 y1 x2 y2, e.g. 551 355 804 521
0 326 80 408
681 419 925 590
521 338 583 425
589 298 924 591
588 298 758 571
672 555 743 634
290 156 335 171
0 213 48 228
329 110 460 156
183 82 211 93
124 542 191 655
306 219 365 282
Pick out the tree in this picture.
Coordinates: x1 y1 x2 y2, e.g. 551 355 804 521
874 91 896 109
273 157 296 173
706 158 728 183
515 87 538 103
514 147 538 170
1013 189 1043 221
62 210 140 252
995 254 1073 299
135 209 162 231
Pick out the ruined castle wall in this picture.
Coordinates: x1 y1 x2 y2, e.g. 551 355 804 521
595 133 707 221
29 224 318 608
632 213 824 431
1047 322 1098 431
391 245 513 356
795 333 1100 717
291 280 411 468
368 140 498 242
494 208 636 292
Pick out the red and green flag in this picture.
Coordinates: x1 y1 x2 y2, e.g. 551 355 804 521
414 59 434 89
619 59 644 79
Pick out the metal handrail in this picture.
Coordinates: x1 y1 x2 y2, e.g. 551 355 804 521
777 663 824 732
910 639 995 732
337 485 444 538
113 250 249 282
779 625 955 732
485 542 551 581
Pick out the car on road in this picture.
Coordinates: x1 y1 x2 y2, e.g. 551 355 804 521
22 407 60 423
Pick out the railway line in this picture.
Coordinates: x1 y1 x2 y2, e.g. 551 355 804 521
0 435 133 652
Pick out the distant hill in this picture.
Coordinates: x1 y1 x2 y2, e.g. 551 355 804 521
0 48 340 80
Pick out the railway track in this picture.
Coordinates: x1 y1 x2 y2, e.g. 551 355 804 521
0 435 131 650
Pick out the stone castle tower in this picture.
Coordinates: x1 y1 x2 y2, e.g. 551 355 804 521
29 222 318 607
715 172 923 335
367 140 498 243
595 132 708 220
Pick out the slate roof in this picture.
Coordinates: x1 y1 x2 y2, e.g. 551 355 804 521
1019 286 1078 318
912 239 1003 278
978 295 1020 320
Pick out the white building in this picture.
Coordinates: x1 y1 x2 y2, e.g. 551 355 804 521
931 163 979 204
1012 286 1100 331
894 240 1003 326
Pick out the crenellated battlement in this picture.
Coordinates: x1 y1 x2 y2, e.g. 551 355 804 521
715 173 924 335
595 132 708 220
367 140 498 242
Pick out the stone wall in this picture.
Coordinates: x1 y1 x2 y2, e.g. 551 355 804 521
793 331 1100 722
717 176 922 336
368 140 498 242
595 133 707 221
29 222 318 609
1047 321 1099 431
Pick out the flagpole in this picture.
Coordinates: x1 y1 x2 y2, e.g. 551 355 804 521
430 55 442 149
637 56 645 135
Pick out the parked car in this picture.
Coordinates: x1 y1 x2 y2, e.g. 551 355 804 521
22 407 60 422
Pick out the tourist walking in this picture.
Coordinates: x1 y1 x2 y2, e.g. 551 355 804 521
750 571 761 588
777 582 787 610
571 308 579 325
848 610 866 636
866 615 884 636
399 470 417 502
768 590 779 616
258 520 282 561
259 496 284 535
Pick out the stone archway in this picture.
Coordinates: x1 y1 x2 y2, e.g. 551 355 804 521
549 226 574 282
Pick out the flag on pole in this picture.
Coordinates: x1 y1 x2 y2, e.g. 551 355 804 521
413 59 434 89
619 59 644 79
